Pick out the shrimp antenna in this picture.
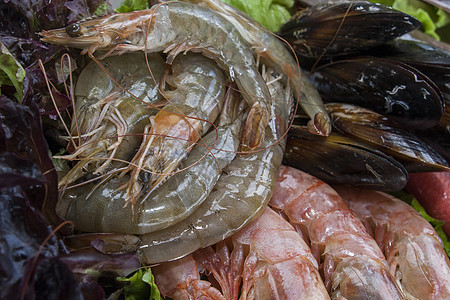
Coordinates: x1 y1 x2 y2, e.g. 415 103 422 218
60 53 82 149
39 59 78 150
310 0 354 73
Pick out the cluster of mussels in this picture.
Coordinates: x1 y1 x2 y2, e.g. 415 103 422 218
279 0 449 191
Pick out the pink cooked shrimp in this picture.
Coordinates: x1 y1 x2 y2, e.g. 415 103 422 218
153 207 330 299
269 166 404 299
334 186 450 299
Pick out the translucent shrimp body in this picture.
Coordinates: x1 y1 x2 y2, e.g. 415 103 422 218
122 53 228 206
139 69 291 264
57 53 237 234
269 166 405 299
40 2 273 150
57 53 166 189
183 0 332 136
335 187 450 300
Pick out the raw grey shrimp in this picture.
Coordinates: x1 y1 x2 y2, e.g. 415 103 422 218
180 0 332 136
269 166 405 299
334 187 450 299
153 207 330 299
57 53 166 189
120 52 227 206
40 1 273 150
57 52 238 234
138 68 292 264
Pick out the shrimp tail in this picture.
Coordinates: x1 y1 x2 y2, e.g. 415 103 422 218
240 102 267 151
308 111 332 136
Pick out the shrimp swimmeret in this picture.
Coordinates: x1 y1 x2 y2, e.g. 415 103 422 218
40 1 275 150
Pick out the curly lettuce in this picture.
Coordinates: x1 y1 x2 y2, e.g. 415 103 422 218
220 0 294 32
0 43 26 102
114 0 149 13
118 268 163 300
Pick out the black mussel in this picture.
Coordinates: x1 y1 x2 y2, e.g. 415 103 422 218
279 1 421 58
370 38 450 94
414 126 450 164
327 103 450 172
440 97 450 132
284 125 408 191
310 57 444 129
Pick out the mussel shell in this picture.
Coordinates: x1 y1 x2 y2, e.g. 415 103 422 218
284 125 408 191
327 103 450 172
279 1 421 58
310 57 444 129
414 126 450 164
370 38 450 94
440 97 450 131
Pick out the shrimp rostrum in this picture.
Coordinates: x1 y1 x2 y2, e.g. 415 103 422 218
40 1 274 150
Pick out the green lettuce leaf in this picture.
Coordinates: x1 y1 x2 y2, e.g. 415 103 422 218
369 0 450 41
118 268 163 300
410 199 450 257
221 0 294 32
115 0 149 13
0 42 26 102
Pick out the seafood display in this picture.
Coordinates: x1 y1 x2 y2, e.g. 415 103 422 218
335 187 450 299
153 207 330 299
269 166 404 299
2 0 450 298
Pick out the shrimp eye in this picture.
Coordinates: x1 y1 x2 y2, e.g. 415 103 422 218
65 23 82 37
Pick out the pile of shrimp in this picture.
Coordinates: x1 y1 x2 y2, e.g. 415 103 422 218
38 0 450 299
42 0 315 262
154 166 450 299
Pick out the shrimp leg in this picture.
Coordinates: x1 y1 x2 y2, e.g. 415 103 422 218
120 53 227 207
153 255 226 300
57 53 166 188
193 207 330 300
40 2 274 149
